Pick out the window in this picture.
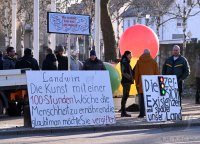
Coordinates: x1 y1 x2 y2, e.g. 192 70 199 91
137 18 142 24
177 18 182 27
172 34 184 39
133 19 136 25
127 19 130 27
187 0 192 6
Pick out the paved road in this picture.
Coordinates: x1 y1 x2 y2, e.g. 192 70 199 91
0 126 200 144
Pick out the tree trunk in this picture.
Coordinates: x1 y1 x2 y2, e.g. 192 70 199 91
116 10 120 59
182 0 187 57
100 0 116 62
156 16 161 69
156 16 160 39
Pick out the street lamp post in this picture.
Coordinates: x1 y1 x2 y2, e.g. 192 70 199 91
33 0 39 62
50 0 56 52
182 0 187 56
11 0 17 51
95 0 101 59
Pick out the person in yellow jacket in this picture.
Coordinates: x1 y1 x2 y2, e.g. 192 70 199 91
134 49 159 118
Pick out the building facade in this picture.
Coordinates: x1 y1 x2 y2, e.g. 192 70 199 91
121 0 200 44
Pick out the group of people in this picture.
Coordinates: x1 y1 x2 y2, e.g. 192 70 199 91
120 45 193 118
1 45 199 119
0 46 105 71
0 47 40 70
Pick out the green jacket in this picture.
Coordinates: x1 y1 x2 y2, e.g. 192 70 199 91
162 55 190 82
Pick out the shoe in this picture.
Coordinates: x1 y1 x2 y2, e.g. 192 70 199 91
121 113 131 117
138 115 144 118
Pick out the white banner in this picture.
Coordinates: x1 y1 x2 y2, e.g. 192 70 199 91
47 12 90 35
142 75 182 122
26 71 115 128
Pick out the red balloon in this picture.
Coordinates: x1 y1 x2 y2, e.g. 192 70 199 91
119 24 159 58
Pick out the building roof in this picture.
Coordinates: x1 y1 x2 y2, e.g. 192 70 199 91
120 7 148 18
120 0 175 18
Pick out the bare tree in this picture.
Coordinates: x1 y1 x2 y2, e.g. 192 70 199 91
101 0 117 61
17 0 34 56
147 0 175 39
126 0 175 39
167 0 200 56
109 0 128 58
0 0 12 47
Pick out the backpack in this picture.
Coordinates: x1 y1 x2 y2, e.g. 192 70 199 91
15 58 33 69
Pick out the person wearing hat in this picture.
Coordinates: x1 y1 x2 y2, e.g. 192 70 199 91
15 48 40 70
82 50 106 70
55 45 68 70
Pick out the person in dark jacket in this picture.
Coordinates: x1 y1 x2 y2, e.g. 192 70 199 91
82 50 106 70
15 48 40 70
120 50 134 117
55 45 68 70
3 46 16 69
0 51 4 70
162 45 190 106
42 48 58 70
195 54 200 104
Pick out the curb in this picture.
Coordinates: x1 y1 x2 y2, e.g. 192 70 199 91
0 120 200 136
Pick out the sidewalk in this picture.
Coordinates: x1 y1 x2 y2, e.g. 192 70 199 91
0 97 200 136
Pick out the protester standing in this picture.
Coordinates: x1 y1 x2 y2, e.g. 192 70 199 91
120 51 134 117
82 50 106 70
162 45 190 106
15 48 40 70
3 47 16 69
55 45 68 70
0 51 4 70
195 54 200 104
135 49 159 118
42 48 58 70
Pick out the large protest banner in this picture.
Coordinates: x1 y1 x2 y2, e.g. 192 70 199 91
142 75 182 122
47 12 90 35
26 71 115 128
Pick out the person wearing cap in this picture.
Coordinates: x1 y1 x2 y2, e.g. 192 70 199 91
82 50 106 70
55 45 68 70
135 49 159 118
15 48 40 70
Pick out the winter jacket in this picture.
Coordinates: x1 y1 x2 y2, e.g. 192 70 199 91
162 55 190 82
70 56 83 70
15 55 40 70
195 59 200 78
82 58 106 70
56 54 68 70
3 55 16 69
42 54 58 70
135 53 159 94
0 57 4 70
120 57 134 84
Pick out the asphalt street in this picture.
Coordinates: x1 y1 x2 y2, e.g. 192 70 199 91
0 126 200 144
